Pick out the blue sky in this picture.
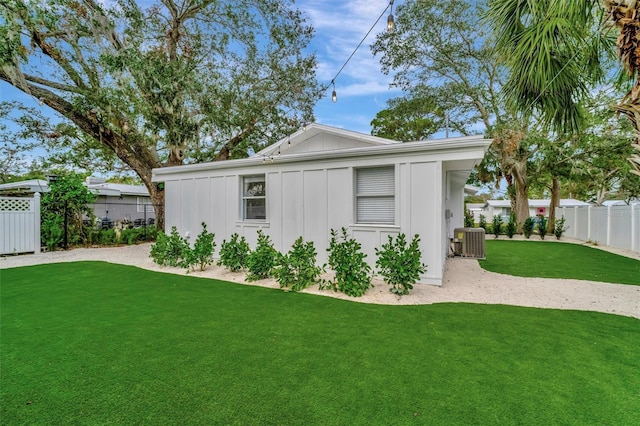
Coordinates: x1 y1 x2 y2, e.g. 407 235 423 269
298 0 400 133
0 0 399 134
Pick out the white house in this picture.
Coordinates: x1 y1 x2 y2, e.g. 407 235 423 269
152 124 491 285
0 177 155 226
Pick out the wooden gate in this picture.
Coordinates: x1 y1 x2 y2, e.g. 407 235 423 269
0 194 41 255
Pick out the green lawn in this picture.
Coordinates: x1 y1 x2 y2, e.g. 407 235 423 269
479 240 640 285
2 262 639 424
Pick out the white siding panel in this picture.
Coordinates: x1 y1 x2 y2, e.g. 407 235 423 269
226 176 238 238
409 162 441 283
351 229 378 264
282 171 303 249
180 179 195 240
267 172 283 251
194 178 211 231
304 170 328 261
210 176 227 239
164 180 181 233
327 168 351 230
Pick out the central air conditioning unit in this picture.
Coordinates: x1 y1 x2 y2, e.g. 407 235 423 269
452 227 485 258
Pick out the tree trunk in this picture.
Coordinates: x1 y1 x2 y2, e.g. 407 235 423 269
511 165 530 233
514 183 529 233
547 177 560 234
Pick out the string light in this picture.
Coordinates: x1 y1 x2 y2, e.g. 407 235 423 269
324 1 394 103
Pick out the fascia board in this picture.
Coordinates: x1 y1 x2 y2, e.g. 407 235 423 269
153 136 492 181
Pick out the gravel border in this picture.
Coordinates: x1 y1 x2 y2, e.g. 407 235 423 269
1 239 638 319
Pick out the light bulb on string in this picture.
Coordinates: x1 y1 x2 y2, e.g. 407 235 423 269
387 0 395 32
331 80 337 103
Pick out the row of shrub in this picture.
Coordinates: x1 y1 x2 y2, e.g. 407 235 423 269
464 211 566 240
150 224 427 297
42 217 158 250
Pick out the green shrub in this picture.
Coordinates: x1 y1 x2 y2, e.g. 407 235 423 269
523 217 535 239
218 233 250 272
97 229 117 245
183 222 216 272
537 216 548 240
375 233 427 296
42 215 64 251
273 237 323 292
149 226 188 267
505 213 517 238
121 226 157 244
324 228 372 297
492 215 503 238
554 216 567 240
479 214 487 232
246 230 278 281
150 231 169 265
464 209 474 227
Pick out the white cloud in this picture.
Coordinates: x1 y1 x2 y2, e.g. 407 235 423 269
299 0 394 96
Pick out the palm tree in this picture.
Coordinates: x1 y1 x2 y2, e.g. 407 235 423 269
485 0 640 177
603 0 640 177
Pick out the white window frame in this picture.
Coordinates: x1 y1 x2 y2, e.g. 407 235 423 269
242 175 266 221
137 197 154 213
355 166 395 224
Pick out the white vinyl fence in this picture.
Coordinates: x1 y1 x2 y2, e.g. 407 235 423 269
556 204 639 253
0 194 41 255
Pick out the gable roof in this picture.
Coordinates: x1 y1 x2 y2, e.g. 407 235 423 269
254 123 399 158
0 179 149 197
0 179 49 195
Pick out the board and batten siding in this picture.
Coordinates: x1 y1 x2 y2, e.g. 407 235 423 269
155 128 491 285
161 158 447 284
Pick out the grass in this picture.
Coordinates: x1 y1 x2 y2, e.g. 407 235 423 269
479 240 640 285
2 262 639 425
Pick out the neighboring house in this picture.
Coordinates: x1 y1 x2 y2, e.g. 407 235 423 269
85 178 155 225
601 199 639 207
0 177 154 226
469 198 591 223
152 123 491 285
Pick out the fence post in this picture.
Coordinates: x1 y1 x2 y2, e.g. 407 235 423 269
587 206 592 241
633 203 637 252
606 205 612 246
34 192 41 254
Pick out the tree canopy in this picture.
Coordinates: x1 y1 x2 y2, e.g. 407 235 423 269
0 0 321 227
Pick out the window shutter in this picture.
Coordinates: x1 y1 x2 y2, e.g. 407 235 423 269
356 166 395 224
356 167 394 195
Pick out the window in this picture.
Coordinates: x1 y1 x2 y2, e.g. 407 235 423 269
355 166 395 224
243 175 266 220
137 197 154 213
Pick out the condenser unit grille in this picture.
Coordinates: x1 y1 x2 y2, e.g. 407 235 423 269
453 227 486 259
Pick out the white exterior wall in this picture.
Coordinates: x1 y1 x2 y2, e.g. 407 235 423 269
155 129 490 285
160 156 470 285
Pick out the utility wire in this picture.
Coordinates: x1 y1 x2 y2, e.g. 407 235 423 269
323 1 393 94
